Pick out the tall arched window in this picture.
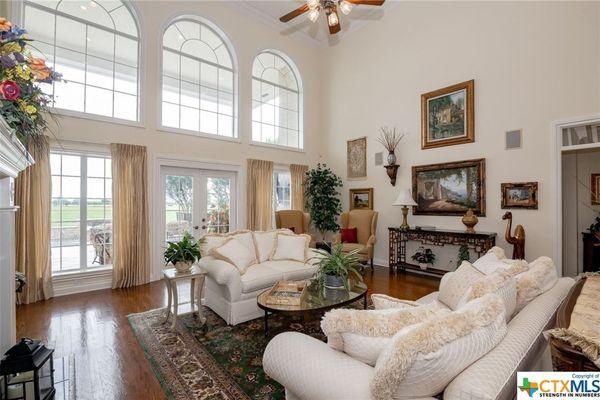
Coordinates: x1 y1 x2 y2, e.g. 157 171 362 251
22 0 140 121
161 17 236 138
252 51 302 149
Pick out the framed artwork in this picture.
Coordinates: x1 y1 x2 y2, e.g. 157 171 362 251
421 80 474 149
592 174 600 205
349 188 373 210
347 137 367 180
412 158 485 216
501 182 538 209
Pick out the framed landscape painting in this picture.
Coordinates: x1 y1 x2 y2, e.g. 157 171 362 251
421 80 474 149
592 173 600 205
501 182 538 209
412 158 485 216
349 188 373 210
347 137 367 180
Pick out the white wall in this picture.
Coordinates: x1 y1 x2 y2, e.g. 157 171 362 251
9 1 326 280
321 1 600 268
562 149 600 276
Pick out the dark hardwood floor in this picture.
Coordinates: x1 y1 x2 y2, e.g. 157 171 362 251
16 267 439 400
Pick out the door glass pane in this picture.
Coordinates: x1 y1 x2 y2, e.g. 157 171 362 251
206 177 230 234
165 174 194 244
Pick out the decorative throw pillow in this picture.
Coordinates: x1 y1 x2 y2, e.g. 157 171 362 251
252 229 292 263
200 233 228 257
371 294 424 310
210 238 256 274
321 302 450 366
270 233 311 262
371 294 507 400
228 230 258 263
438 261 484 310
466 273 517 322
515 256 558 313
472 246 510 275
341 227 358 244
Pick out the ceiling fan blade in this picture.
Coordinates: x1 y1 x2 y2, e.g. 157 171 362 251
347 0 385 5
329 20 341 34
280 4 310 22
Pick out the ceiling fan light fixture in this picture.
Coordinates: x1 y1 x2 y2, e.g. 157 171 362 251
308 7 320 22
327 10 339 27
307 0 320 9
339 0 353 15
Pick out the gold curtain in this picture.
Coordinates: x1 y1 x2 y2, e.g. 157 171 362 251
246 159 273 231
290 164 308 211
15 137 53 304
110 143 150 289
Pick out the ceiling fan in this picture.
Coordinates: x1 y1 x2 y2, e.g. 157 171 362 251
279 0 385 35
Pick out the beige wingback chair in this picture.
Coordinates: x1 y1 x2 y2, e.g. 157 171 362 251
275 210 315 247
332 210 378 268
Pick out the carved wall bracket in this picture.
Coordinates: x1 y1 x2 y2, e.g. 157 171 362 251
385 164 399 186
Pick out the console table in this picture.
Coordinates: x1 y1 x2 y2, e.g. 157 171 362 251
388 227 497 277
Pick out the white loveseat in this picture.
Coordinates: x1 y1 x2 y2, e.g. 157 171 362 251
198 229 319 325
263 250 575 400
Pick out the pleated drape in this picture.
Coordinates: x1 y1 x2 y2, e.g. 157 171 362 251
290 164 308 211
246 159 273 231
110 143 150 289
15 137 53 304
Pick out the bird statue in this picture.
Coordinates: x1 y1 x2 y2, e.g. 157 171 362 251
502 211 525 259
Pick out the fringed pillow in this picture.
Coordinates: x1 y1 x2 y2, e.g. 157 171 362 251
438 261 484 310
371 294 422 310
515 256 558 313
320 302 449 366
371 294 507 400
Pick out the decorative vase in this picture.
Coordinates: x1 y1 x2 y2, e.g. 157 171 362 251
387 151 397 166
462 208 478 233
174 261 192 273
324 274 345 289
419 262 428 270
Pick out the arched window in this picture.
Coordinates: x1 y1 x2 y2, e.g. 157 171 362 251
252 50 302 149
22 0 140 121
161 17 236 138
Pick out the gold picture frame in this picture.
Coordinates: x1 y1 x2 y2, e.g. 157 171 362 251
349 188 373 210
421 80 475 149
592 174 600 206
501 182 538 209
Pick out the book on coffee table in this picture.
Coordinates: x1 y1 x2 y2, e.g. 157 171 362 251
264 281 308 306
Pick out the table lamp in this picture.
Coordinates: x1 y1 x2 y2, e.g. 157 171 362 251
393 189 417 230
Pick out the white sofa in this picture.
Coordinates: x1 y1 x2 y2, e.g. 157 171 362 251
263 276 575 400
198 234 319 325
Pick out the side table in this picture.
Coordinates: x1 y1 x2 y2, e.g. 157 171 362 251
163 265 207 329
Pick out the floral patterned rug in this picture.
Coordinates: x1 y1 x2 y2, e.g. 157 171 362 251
128 306 334 400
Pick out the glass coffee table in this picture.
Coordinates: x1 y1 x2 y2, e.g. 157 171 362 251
257 280 368 336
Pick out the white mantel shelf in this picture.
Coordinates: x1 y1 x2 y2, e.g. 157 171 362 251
0 116 33 356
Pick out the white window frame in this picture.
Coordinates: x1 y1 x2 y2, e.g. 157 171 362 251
18 0 143 127
51 149 113 275
251 49 304 151
273 167 292 213
158 15 239 141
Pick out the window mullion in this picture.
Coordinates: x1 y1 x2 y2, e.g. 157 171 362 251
80 155 88 271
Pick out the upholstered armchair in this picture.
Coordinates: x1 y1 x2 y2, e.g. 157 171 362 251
275 210 315 247
332 210 378 269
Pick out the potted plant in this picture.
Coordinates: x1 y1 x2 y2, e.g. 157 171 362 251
164 232 202 273
457 244 470 267
376 126 405 166
590 215 600 242
304 163 343 243
411 246 436 270
313 244 363 290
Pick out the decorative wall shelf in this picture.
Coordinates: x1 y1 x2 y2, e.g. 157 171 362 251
385 164 399 186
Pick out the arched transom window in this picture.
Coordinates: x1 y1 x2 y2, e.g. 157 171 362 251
23 0 140 121
161 17 236 138
252 51 302 149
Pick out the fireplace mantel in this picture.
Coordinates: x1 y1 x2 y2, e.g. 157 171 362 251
0 118 33 355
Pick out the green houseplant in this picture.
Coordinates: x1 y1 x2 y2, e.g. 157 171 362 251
304 163 343 241
313 244 363 290
164 232 202 273
411 246 436 270
457 244 470 267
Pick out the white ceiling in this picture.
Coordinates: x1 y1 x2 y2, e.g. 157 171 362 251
231 0 398 45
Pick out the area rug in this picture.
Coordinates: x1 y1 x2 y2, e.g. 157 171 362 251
128 306 340 400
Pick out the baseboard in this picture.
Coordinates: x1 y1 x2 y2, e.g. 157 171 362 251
52 269 113 297
373 258 389 268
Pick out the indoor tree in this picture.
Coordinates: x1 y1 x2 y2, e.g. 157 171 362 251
304 163 343 241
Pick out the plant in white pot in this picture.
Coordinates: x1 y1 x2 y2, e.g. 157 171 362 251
411 247 436 270
164 232 202 273
313 244 363 290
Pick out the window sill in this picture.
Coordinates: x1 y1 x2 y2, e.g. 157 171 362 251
52 266 113 297
157 125 242 143
249 141 305 153
52 266 112 282
50 107 145 129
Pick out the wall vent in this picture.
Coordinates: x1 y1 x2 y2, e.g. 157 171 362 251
506 129 522 150
375 152 383 166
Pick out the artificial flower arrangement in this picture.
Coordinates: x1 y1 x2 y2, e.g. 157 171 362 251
0 17 61 148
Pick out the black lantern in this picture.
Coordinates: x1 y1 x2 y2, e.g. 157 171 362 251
0 339 55 400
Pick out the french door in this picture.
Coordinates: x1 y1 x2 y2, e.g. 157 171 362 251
160 166 237 246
